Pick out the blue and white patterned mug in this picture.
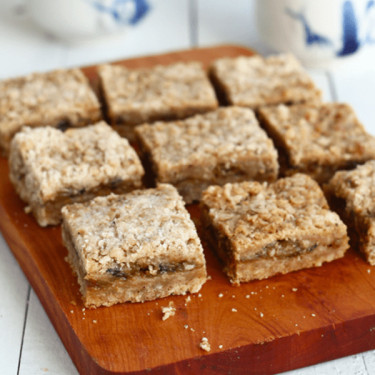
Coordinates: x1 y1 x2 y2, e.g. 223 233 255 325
256 0 375 67
28 0 150 41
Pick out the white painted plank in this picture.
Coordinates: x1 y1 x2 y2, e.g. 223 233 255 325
0 234 29 374
0 15 67 78
64 0 191 68
330 64 375 135
308 71 332 102
281 353 368 375
196 0 272 55
362 350 375 373
18 290 78 375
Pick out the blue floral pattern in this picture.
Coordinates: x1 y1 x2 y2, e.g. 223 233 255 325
87 0 150 25
286 0 375 56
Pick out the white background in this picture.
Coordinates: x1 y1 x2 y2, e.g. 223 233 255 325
1 1 375 374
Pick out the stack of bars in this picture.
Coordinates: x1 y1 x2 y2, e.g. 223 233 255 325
2 52 375 308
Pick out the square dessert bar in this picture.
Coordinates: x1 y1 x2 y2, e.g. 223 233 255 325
9 122 144 227
326 161 375 265
0 68 101 155
61 184 207 308
209 54 321 108
258 103 375 183
98 62 218 140
135 107 279 203
201 173 349 284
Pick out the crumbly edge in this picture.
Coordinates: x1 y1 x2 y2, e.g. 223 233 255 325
27 179 143 227
135 108 279 202
258 104 375 183
325 169 375 265
0 69 102 156
136 134 278 204
209 55 321 109
97 63 218 127
62 221 207 308
201 201 348 283
8 123 144 208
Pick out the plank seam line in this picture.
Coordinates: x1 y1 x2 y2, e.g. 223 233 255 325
362 353 370 375
326 71 338 101
189 0 198 47
16 285 31 375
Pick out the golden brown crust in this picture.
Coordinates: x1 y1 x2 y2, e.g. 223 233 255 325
259 103 375 183
210 54 321 109
201 174 349 283
61 184 207 307
0 68 101 155
135 107 279 203
98 62 218 139
9 122 144 226
326 161 375 264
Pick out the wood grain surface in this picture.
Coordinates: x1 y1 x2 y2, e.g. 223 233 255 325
1 45 375 375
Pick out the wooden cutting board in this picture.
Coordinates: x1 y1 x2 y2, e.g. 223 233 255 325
1 45 375 375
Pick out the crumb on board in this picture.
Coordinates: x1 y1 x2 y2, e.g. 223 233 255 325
199 337 211 352
69 300 77 306
207 275 212 280
259 312 264 318
92 320 97 324
219 345 223 349
161 302 176 321
245 295 250 299
190 327 195 332
292 288 298 292
184 324 189 329
70 310 74 314
368 269 371 274
24 206 31 214
231 308 237 312
198 293 202 298
218 293 224 298
311 313 316 317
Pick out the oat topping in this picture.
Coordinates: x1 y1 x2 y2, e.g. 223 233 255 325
0 68 101 153
259 103 375 170
98 62 218 126
202 174 342 256
9 122 144 205
62 184 206 276
136 107 279 203
210 54 321 108
136 107 277 181
327 161 375 218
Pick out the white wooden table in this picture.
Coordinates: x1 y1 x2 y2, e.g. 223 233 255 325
1 1 375 374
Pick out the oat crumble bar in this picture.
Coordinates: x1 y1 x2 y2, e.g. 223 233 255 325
210 54 321 108
9 122 144 226
325 161 375 265
98 62 218 140
0 68 101 155
135 107 279 203
61 184 207 308
201 174 349 283
258 103 375 183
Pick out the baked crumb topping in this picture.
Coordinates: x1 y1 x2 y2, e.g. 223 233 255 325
210 54 321 108
327 161 375 217
9 122 144 204
202 174 344 256
136 106 278 180
259 103 375 167
62 184 206 277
